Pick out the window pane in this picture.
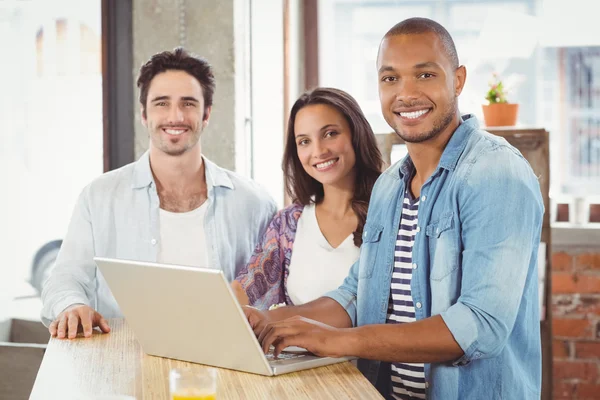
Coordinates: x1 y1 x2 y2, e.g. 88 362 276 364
0 0 103 326
318 0 600 198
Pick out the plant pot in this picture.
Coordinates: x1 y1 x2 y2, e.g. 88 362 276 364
481 103 519 127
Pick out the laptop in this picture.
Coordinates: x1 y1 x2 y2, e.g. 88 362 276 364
94 257 353 376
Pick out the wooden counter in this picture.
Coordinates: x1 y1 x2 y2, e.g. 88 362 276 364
30 319 383 399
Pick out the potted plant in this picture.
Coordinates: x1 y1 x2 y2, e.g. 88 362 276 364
481 73 519 127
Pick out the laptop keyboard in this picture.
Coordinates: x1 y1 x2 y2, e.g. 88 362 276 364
266 351 307 364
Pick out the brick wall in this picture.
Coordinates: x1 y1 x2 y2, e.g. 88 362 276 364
552 248 600 400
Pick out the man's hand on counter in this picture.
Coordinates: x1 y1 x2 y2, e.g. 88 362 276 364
48 304 111 339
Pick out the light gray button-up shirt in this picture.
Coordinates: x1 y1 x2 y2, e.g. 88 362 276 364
41 152 276 326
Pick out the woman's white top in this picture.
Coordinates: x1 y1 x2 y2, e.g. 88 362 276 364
286 203 360 305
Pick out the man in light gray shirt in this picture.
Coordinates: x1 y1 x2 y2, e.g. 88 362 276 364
42 48 276 338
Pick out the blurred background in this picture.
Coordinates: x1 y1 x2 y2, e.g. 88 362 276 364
0 1 599 399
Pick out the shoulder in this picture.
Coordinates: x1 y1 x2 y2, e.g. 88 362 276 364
459 128 535 182
261 203 305 240
84 160 137 198
209 162 276 210
456 130 542 210
279 203 304 220
381 159 403 181
369 159 402 196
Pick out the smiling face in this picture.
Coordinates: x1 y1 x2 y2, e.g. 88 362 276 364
142 70 211 156
294 103 356 188
377 32 465 143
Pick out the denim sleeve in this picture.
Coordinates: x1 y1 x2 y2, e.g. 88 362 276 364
324 258 359 327
40 185 97 326
440 147 543 363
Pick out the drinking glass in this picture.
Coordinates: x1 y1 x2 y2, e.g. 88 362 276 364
169 368 217 400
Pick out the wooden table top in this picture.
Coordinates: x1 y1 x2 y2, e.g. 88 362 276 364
30 318 383 399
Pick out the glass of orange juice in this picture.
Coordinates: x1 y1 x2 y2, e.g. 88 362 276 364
169 368 217 400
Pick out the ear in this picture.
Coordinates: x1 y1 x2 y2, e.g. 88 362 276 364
454 65 467 97
203 106 212 127
141 106 148 127
203 106 212 124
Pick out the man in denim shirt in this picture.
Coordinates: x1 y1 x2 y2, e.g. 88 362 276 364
42 48 276 339
244 18 543 399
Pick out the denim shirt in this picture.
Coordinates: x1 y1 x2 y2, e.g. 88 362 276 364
41 152 276 326
326 115 543 399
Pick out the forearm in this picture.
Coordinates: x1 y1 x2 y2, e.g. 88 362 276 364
268 297 352 328
41 280 91 326
41 262 95 326
42 188 97 325
231 280 250 306
348 315 463 363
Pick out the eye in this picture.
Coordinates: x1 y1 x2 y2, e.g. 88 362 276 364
297 138 309 146
183 102 196 107
418 72 435 79
155 101 167 106
381 76 397 83
324 130 338 138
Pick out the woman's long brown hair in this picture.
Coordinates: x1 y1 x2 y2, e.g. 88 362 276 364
283 87 383 247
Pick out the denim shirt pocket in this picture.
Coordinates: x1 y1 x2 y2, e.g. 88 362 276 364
425 212 459 281
359 222 384 279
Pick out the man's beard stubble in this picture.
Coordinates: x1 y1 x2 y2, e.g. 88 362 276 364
394 96 457 144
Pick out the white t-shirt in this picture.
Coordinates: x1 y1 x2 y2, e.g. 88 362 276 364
157 202 210 268
286 203 360 305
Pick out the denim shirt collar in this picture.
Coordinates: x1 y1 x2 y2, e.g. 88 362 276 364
131 151 235 191
397 114 479 180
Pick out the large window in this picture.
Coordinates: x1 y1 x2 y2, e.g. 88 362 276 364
317 0 600 203
0 0 103 324
557 47 600 195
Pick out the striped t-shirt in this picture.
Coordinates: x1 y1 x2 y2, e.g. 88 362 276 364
385 190 426 400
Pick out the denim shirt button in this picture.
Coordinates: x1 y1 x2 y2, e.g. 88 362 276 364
416 302 422 309
425 382 429 389
421 195 427 202
412 263 418 270
416 226 421 233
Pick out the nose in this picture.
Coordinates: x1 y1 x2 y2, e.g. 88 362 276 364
168 105 185 123
312 138 331 160
395 78 420 104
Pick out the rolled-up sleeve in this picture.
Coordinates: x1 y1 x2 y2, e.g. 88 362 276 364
440 147 543 363
40 186 97 326
324 258 359 327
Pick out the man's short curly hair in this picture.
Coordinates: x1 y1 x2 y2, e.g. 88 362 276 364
137 47 215 118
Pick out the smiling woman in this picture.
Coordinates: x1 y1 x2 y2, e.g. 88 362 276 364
232 87 383 309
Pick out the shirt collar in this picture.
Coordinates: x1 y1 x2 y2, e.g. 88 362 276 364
437 114 478 171
131 151 235 190
131 151 153 189
203 156 234 190
398 114 478 179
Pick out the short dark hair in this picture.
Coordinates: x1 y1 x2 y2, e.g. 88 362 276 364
283 87 383 247
384 17 459 68
136 47 215 118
